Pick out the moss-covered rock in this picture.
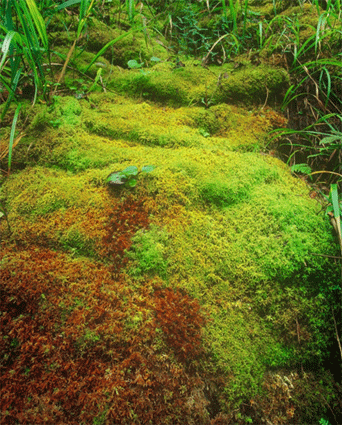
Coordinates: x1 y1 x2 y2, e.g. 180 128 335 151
1 2 341 423
105 59 289 107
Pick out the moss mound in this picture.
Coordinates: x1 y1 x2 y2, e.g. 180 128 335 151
104 60 289 107
1 93 339 423
0 1 341 423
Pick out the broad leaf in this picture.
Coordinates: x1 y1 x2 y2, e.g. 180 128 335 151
141 165 155 173
122 166 138 176
127 59 143 69
107 172 126 185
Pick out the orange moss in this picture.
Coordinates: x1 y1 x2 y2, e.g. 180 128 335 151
0 244 208 425
154 287 205 362
100 195 150 272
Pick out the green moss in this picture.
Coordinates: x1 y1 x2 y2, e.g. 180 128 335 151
207 307 273 407
106 62 203 106
2 166 106 217
49 96 83 127
105 60 289 107
127 225 170 279
60 227 97 257
1 1 340 421
86 18 168 67
215 64 289 104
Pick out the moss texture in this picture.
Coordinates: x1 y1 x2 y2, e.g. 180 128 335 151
1 1 341 423
1 95 337 398
1 74 338 420
104 59 289 107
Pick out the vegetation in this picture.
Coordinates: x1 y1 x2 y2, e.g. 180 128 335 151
1 0 342 424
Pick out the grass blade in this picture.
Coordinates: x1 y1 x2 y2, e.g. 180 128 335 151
330 184 340 220
57 0 81 10
8 103 22 172
0 67 22 122
25 0 49 49
85 29 135 72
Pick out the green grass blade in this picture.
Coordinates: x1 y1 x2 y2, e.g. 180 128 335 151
0 30 20 70
79 0 90 21
319 67 331 106
8 103 22 172
84 29 135 72
25 0 49 49
126 0 136 23
57 0 82 11
77 0 95 38
16 0 40 49
257 21 263 48
292 33 315 63
0 67 22 122
221 0 227 19
229 0 238 32
242 0 248 38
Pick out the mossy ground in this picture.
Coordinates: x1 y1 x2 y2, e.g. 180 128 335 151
0 1 341 424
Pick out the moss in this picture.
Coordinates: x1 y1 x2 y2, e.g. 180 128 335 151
127 225 170 279
2 166 106 217
215 64 289 105
1 8 340 418
86 17 169 67
106 62 204 106
206 307 273 407
105 59 289 107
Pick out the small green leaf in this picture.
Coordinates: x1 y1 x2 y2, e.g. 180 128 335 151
199 128 210 138
150 56 161 62
291 163 312 175
141 165 155 173
127 59 143 69
122 166 138 176
127 179 137 187
107 172 127 185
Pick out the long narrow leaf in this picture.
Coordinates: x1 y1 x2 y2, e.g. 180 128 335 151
0 30 20 70
319 66 331 106
25 0 49 49
77 0 95 38
0 67 23 121
8 103 22 172
85 29 134 72
331 185 341 219
57 0 82 11
315 13 327 55
16 0 40 50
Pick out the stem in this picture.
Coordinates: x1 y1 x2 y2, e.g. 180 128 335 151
331 307 342 362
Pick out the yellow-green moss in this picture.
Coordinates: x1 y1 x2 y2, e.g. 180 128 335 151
86 17 169 67
105 59 289 107
1 11 339 414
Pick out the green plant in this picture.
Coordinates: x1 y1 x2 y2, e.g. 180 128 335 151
106 165 155 188
291 163 312 175
0 0 49 114
266 7 342 177
322 182 342 254
127 59 144 69
319 418 331 425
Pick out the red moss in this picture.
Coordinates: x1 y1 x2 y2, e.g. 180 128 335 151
154 287 205 362
101 195 150 272
0 245 208 424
